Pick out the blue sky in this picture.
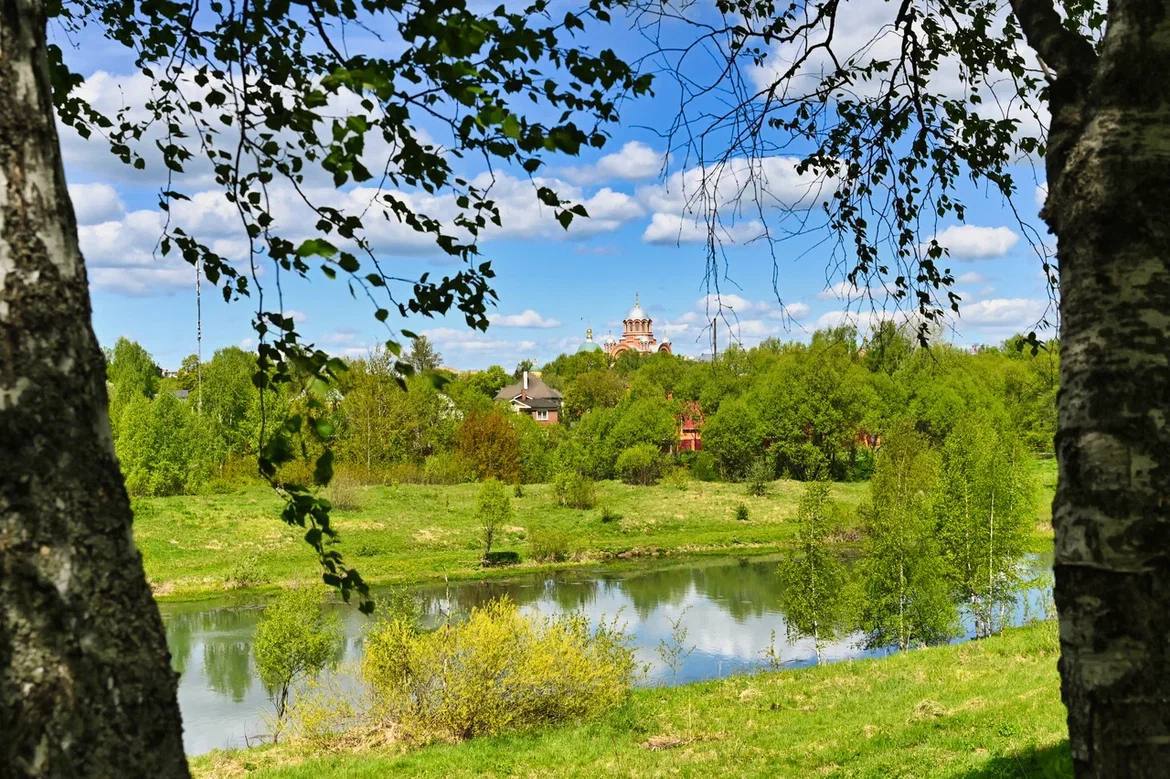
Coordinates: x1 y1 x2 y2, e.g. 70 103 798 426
55 6 1055 371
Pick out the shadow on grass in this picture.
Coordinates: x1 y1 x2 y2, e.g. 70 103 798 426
964 740 1072 778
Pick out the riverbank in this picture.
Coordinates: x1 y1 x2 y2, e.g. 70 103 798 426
192 619 1069 777
135 459 1057 602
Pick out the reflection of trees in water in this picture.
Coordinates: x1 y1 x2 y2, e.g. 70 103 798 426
619 566 694 621
164 613 194 675
692 560 783 623
203 639 253 702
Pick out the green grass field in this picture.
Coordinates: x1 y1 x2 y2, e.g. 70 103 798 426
134 478 871 600
134 458 1057 602
193 619 1070 778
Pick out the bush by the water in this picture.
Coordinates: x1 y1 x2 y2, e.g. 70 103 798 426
616 444 662 485
529 526 574 562
253 588 342 736
735 503 750 522
482 550 521 567
553 470 597 509
476 479 512 558
362 598 634 742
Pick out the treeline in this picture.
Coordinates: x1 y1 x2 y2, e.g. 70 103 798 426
103 322 1057 496
780 416 1038 655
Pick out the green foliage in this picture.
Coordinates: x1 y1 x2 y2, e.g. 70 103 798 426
552 470 597 509
734 503 750 522
687 451 718 482
326 471 362 512
662 466 691 491
529 527 574 562
615 444 662 486
406 336 442 373
745 457 773 497
776 482 849 659
115 392 222 496
702 398 763 480
563 369 627 422
422 452 476 485
105 337 160 406
457 409 521 483
934 415 1037 636
361 599 634 742
599 505 622 524
476 479 512 557
859 424 956 651
253 588 342 731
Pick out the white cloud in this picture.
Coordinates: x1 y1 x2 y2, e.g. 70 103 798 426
68 183 125 225
565 141 666 184
959 297 1045 327
956 271 986 285
491 309 561 328
643 213 763 245
932 225 1019 259
1035 183 1048 209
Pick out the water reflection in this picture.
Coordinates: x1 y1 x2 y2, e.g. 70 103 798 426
161 553 1054 756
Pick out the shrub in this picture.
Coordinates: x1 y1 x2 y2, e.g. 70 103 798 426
553 470 597 509
225 553 269 589
422 452 475 485
476 479 512 558
735 503 750 522
615 444 662 486
687 450 718 482
326 471 362 511
746 457 773 497
362 599 634 742
529 527 574 562
513 482 525 498
253 588 342 739
662 466 691 491
599 505 622 524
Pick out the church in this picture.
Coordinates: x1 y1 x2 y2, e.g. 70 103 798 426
593 294 672 357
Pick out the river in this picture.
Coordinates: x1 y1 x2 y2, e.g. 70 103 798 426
161 553 1055 755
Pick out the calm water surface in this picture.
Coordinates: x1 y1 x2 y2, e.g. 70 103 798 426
162 554 1055 755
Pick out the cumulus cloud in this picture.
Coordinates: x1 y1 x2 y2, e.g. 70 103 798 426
932 225 1019 259
959 297 1046 326
956 271 986 285
565 141 666 184
643 213 764 245
491 309 561 328
68 183 125 225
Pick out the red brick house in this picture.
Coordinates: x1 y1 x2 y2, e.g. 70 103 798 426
679 400 704 452
495 371 563 425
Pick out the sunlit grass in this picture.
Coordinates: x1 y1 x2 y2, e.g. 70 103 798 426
192 619 1070 778
135 478 870 600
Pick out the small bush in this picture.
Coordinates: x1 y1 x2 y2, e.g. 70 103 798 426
513 482 525 498
687 451 718 482
422 452 476 485
362 599 634 742
253 588 342 738
735 503 750 522
529 527 574 562
662 466 691 491
225 553 269 589
599 506 622 524
746 457 773 497
326 471 363 511
476 479 512 558
616 444 662 486
553 470 597 509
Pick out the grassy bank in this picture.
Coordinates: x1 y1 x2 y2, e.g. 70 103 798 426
194 619 1070 778
135 478 871 601
135 458 1057 602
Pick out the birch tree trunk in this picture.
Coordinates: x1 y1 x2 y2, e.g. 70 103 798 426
1019 0 1170 773
0 0 189 774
